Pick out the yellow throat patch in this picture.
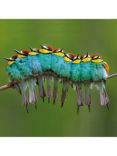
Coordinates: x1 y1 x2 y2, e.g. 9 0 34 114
72 59 81 64
64 56 72 62
92 59 103 63
39 49 50 54
82 57 91 62
29 51 38 56
8 61 15 65
54 52 64 57
17 54 25 58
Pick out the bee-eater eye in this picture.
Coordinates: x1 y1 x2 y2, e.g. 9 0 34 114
12 55 17 59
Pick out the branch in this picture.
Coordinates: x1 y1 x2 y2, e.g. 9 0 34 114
107 73 117 79
0 73 117 91
0 83 14 91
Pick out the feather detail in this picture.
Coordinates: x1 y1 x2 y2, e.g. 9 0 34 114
37 76 46 102
76 83 83 110
103 61 109 74
19 80 29 112
28 79 37 106
61 81 69 107
96 81 109 106
46 76 51 103
14 83 21 94
84 82 91 111
53 77 59 104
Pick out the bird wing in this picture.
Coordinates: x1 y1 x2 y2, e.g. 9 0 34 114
103 61 109 74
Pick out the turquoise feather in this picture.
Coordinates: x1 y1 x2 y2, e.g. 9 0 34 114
6 63 23 81
80 62 92 81
70 63 81 82
15 57 32 79
37 53 52 72
51 54 63 76
27 55 42 74
91 62 108 81
91 61 109 105
51 54 71 78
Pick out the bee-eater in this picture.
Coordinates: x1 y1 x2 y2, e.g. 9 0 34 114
70 55 83 109
51 48 65 104
60 53 72 107
4 55 29 110
91 54 109 106
37 45 53 102
80 53 92 110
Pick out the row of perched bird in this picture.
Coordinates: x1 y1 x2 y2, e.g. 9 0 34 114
4 45 110 112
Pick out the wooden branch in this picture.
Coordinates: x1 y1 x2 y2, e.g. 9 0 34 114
0 73 117 91
0 83 14 91
107 73 117 79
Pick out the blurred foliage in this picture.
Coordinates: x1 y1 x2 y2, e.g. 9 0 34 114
0 19 117 136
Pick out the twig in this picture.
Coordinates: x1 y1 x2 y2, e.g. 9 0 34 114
0 73 117 91
0 83 14 91
107 73 117 79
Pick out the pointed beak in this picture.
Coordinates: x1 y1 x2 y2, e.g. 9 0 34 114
4 57 15 61
14 50 26 55
30 47 38 52
40 45 47 49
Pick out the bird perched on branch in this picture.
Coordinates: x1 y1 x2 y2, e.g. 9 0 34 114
91 54 109 106
80 53 92 110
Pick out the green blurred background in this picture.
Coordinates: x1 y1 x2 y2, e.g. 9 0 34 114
0 19 116 136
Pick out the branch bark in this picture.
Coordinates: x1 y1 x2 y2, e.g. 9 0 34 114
107 73 117 79
0 73 117 91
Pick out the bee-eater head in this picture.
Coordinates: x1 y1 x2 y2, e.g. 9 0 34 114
53 48 65 57
91 54 103 63
72 55 81 64
38 45 53 54
15 50 28 58
4 57 16 66
15 49 38 56
69 53 76 59
64 53 72 62
26 50 38 56
82 53 91 62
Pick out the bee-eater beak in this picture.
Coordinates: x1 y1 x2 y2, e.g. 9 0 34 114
14 50 26 56
4 57 15 61
30 47 38 52
40 45 48 50
4 57 15 65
